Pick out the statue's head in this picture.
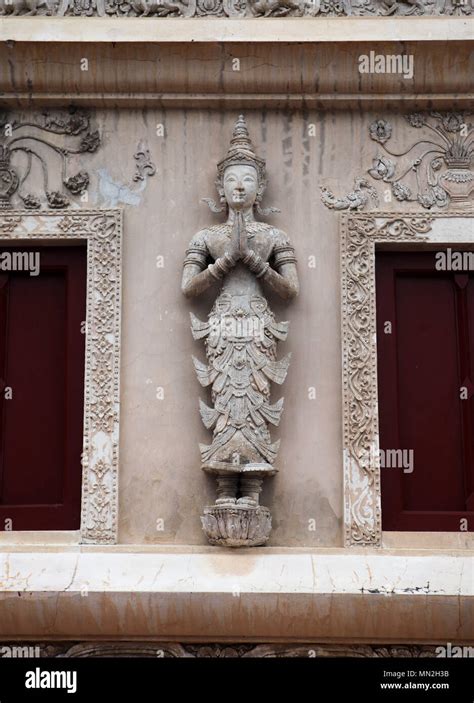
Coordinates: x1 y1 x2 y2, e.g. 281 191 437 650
216 115 267 212
222 163 259 211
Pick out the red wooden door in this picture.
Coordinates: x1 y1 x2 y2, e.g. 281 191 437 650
376 250 474 531
0 246 86 531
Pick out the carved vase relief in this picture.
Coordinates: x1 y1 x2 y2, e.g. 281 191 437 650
367 112 474 208
321 111 474 212
182 116 298 547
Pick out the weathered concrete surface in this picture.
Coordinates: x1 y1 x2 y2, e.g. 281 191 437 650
0 549 472 641
0 41 473 108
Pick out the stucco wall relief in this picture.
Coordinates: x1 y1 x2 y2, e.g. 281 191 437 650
321 111 474 212
0 0 471 15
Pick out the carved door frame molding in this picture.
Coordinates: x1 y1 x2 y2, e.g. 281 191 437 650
341 210 474 547
0 210 122 544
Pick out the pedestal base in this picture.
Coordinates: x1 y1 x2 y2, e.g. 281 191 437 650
201 505 272 547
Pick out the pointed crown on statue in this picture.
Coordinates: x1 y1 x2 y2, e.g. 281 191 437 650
217 115 267 186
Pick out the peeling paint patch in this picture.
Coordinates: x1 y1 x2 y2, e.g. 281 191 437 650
360 582 443 596
97 169 147 208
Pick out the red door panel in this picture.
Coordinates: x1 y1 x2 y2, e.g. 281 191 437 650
0 246 86 531
376 251 474 531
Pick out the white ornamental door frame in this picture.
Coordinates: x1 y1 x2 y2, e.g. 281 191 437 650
341 211 474 547
0 210 122 545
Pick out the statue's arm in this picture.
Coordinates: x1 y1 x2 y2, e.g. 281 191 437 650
243 229 299 300
262 259 299 300
181 230 237 298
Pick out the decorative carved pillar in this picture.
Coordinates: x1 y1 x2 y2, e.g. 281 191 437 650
182 115 299 547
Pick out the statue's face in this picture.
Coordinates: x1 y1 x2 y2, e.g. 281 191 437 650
223 164 259 211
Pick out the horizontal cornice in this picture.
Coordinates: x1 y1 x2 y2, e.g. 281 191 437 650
0 17 473 43
0 39 473 108
0 550 472 641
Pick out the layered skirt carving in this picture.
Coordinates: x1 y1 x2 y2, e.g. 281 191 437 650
190 292 290 467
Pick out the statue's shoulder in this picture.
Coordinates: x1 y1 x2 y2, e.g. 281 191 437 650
269 227 294 249
251 222 288 239
187 228 211 249
206 223 230 236
189 223 230 243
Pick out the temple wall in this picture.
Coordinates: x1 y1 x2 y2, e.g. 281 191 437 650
0 20 472 644
0 106 439 548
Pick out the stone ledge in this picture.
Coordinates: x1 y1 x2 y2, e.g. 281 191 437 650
0 551 472 641
0 17 473 43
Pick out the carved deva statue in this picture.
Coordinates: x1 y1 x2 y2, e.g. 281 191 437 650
182 115 299 547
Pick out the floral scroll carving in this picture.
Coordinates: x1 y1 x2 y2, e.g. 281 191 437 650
0 210 122 544
0 109 100 211
18 641 442 657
